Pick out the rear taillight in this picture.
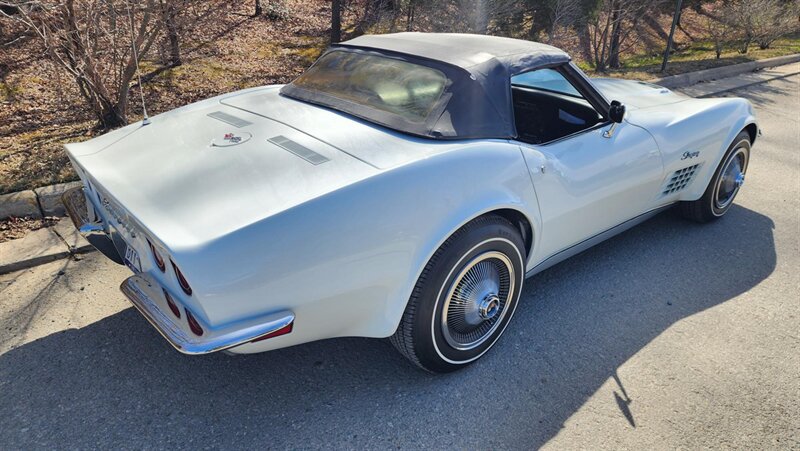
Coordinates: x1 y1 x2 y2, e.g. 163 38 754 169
185 309 204 336
251 322 293 343
162 289 181 318
148 239 166 272
170 260 192 296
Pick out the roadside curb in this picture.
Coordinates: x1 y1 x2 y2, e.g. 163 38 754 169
1 182 96 275
0 181 81 221
35 182 83 216
0 217 95 275
651 53 800 89
675 62 800 98
0 190 42 220
696 71 800 98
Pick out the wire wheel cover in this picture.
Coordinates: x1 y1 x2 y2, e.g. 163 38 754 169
441 251 515 350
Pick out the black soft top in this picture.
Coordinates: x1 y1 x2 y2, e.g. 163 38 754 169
280 33 572 139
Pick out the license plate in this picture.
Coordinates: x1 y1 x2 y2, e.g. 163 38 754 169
124 244 142 273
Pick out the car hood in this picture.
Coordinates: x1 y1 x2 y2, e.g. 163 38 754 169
590 78 690 110
65 87 383 249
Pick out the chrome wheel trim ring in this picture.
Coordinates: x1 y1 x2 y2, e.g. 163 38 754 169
713 144 749 213
441 250 515 351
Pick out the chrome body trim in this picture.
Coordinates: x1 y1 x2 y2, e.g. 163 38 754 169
62 186 124 265
120 274 295 355
526 204 674 277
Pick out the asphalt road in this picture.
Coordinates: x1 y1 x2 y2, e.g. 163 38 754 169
1 75 798 450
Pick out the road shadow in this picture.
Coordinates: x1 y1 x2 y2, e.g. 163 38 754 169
719 75 798 108
0 205 776 449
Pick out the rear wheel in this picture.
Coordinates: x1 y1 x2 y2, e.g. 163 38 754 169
390 215 525 373
680 131 750 223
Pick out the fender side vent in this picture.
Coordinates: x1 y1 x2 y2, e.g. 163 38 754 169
663 164 700 195
207 111 252 128
268 135 329 165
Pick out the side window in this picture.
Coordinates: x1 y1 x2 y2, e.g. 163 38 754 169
511 69 581 98
511 67 602 144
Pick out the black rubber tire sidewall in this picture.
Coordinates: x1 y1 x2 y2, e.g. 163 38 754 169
411 218 525 372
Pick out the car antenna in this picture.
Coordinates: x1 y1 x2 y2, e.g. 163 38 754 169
126 1 150 126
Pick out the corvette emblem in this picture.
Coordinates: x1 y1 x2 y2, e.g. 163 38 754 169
224 133 242 143
211 131 252 147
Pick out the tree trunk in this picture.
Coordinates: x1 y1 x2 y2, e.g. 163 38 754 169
99 100 127 129
162 0 181 66
577 23 593 63
608 6 622 69
354 0 384 38
739 36 751 54
405 0 415 32
353 0 373 36
473 0 488 34
331 0 341 43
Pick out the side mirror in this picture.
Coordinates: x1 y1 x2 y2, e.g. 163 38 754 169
603 101 626 139
609 100 626 123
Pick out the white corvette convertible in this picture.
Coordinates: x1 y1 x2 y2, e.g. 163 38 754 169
63 33 756 372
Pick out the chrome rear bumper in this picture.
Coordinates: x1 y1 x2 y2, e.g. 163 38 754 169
61 186 124 264
121 274 295 354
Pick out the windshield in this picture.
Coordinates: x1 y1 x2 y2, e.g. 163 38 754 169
290 50 448 123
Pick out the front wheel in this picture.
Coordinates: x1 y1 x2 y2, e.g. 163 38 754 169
680 130 751 223
390 215 526 373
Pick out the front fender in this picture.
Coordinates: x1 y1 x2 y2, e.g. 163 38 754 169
628 97 756 202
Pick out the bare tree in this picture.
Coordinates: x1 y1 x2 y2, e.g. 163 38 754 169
352 0 396 37
726 0 758 53
720 0 799 53
700 4 730 58
588 0 662 71
750 0 800 49
547 0 581 44
1 1 163 129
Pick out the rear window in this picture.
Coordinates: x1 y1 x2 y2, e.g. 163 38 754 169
290 50 447 123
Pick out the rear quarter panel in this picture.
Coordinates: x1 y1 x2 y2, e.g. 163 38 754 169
181 141 540 353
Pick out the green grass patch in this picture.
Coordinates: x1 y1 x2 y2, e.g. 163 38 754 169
0 81 22 101
585 33 800 80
